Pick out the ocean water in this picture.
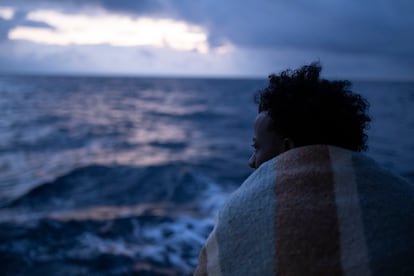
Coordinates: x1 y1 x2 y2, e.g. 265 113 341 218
0 75 413 275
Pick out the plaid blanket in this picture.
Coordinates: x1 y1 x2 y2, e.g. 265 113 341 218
195 145 414 275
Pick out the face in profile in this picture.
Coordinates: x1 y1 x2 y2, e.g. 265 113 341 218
248 112 292 169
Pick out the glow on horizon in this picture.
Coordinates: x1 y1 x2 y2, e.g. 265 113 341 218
0 6 14 20
8 10 209 53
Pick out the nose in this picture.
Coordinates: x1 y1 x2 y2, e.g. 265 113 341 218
248 153 256 169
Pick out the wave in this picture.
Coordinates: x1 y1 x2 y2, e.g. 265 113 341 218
147 109 227 121
0 203 214 275
0 163 232 274
4 163 226 212
148 141 188 150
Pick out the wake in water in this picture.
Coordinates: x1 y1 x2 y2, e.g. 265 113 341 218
0 163 231 275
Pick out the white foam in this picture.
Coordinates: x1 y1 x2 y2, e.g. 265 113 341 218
71 207 219 273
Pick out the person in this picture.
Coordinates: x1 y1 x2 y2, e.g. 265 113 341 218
194 63 414 275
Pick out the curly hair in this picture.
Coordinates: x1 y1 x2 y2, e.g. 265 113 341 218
255 62 371 151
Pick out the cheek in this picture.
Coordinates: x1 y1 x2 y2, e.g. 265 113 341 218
252 150 268 168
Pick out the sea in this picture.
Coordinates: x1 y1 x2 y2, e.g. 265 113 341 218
0 75 413 275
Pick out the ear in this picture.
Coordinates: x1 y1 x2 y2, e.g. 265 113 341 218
283 138 295 151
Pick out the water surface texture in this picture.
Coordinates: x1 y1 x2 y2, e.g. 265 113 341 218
0 76 413 274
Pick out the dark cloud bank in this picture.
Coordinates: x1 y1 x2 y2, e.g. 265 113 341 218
1 0 413 79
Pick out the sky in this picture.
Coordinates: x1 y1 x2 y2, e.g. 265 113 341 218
0 0 413 80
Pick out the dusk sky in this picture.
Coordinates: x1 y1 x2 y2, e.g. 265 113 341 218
0 0 413 80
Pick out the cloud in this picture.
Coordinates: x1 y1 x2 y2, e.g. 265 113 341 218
1 0 168 17
0 40 246 76
0 7 54 41
3 0 414 54
0 0 413 79
9 9 208 53
56 0 414 56
0 6 14 20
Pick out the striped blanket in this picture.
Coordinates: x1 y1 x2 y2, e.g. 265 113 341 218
195 145 414 275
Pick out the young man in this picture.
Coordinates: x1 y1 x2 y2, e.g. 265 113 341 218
195 63 414 275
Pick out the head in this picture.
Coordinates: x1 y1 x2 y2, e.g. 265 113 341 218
248 111 294 169
249 62 371 169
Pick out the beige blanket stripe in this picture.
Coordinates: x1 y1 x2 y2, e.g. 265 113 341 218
274 146 342 275
194 246 208 276
194 228 222 276
205 229 222 276
329 147 371 276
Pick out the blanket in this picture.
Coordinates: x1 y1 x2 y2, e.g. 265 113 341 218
194 145 414 275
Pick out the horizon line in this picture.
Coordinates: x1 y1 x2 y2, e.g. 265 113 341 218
0 71 413 83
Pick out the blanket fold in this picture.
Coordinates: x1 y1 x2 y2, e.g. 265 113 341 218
195 145 414 276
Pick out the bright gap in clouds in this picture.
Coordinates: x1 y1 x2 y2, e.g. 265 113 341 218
0 6 14 20
9 10 209 53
